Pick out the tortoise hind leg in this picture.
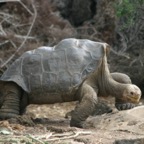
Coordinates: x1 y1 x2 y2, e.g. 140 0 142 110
0 82 22 119
70 83 98 128
111 72 135 110
20 92 29 115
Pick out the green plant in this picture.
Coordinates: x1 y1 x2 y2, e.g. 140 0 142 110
114 0 144 29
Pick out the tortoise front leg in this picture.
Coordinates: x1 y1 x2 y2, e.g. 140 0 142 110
111 72 135 110
70 83 98 128
0 82 22 119
115 98 135 110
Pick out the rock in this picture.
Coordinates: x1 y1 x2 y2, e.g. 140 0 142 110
114 138 144 144
86 105 144 135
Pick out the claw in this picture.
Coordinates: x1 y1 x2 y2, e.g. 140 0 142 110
70 119 84 128
115 103 135 111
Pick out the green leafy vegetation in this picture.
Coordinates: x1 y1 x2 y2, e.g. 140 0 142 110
114 0 144 29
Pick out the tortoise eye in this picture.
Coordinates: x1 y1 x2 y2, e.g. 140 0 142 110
130 92 134 95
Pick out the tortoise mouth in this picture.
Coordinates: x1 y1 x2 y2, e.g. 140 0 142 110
120 95 141 104
126 96 140 104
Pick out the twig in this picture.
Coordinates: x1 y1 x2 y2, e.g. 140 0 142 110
0 12 16 18
31 133 53 140
13 34 36 40
129 57 144 67
140 60 143 67
0 0 20 2
129 58 137 66
52 132 75 137
28 135 45 144
19 1 33 16
0 32 36 40
110 48 130 59
0 24 17 49
0 40 9 47
0 58 3 64
46 131 92 142
0 1 37 68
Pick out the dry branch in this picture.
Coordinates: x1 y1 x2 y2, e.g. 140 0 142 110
46 131 92 142
13 34 36 40
0 0 20 2
110 48 130 59
0 24 17 49
0 0 37 68
28 135 45 144
0 40 9 47
19 1 33 16
27 131 92 142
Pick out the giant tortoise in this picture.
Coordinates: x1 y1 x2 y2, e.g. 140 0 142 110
0 38 141 128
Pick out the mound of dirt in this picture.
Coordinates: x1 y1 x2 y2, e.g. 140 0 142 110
0 97 143 144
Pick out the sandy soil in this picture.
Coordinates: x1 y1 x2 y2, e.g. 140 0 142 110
0 97 144 144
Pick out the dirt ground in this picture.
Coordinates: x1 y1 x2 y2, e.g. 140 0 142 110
0 97 144 144
0 1 144 143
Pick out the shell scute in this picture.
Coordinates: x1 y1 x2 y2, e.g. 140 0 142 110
0 38 104 95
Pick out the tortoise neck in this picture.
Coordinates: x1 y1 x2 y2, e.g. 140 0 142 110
92 45 126 97
98 77 127 97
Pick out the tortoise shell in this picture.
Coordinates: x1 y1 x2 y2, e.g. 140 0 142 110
0 38 104 96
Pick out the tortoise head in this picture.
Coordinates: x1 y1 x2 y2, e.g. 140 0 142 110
122 84 141 104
